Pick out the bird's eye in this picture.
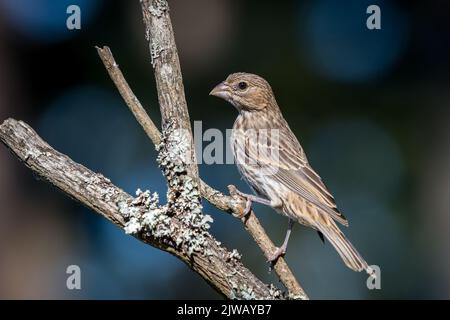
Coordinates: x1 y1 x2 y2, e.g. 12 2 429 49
238 82 248 90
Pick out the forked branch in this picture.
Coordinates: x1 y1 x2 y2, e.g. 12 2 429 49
0 118 281 299
0 0 309 300
96 45 307 299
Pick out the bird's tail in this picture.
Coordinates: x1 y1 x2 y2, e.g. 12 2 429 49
317 220 370 274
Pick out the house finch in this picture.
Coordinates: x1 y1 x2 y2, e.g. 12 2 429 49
210 72 370 273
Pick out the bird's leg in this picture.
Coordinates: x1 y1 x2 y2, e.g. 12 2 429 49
234 189 271 217
268 218 295 263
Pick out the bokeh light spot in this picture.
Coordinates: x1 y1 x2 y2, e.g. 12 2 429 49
0 0 101 43
299 0 409 82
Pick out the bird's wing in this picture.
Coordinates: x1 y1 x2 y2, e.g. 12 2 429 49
274 167 348 226
245 126 348 226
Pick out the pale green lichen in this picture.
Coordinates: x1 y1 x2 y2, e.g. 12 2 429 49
119 189 170 237
267 284 284 300
124 216 142 235
227 249 242 262
102 186 116 202
228 275 286 300
154 120 213 256
150 42 163 68
288 292 308 300
240 285 257 300
148 0 169 18
229 280 257 300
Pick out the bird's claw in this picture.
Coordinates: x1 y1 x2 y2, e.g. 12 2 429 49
228 185 252 218
235 189 253 217
234 195 252 218
243 197 252 216
267 247 286 264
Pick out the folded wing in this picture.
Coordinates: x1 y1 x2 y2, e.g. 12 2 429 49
243 125 348 226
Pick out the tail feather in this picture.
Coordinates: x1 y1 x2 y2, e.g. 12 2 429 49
317 221 369 273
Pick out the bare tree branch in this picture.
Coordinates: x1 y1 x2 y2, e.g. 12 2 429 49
0 0 309 300
141 0 199 181
96 46 308 299
0 118 283 300
96 46 161 146
139 0 307 298
95 44 307 299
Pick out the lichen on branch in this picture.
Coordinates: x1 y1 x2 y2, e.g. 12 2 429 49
122 119 213 257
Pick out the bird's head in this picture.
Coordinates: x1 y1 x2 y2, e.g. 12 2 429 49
209 73 277 112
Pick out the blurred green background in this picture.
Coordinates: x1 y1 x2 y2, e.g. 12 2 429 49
0 0 449 299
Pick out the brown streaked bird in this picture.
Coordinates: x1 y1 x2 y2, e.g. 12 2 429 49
210 72 370 274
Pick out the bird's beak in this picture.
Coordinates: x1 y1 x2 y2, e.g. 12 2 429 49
209 82 230 100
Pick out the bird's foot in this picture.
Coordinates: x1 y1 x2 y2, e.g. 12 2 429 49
228 185 272 218
228 185 252 218
267 246 286 264
235 189 253 217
